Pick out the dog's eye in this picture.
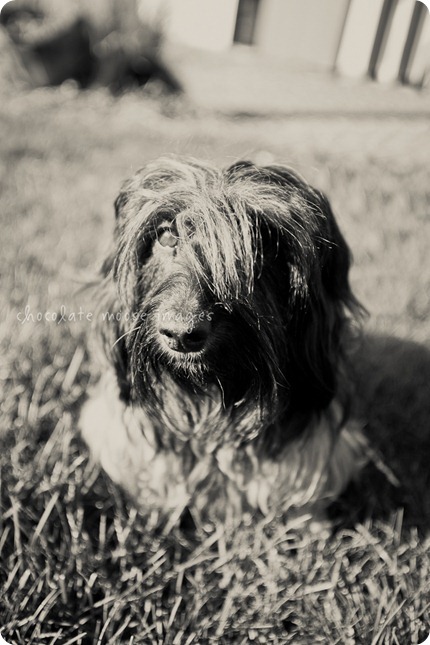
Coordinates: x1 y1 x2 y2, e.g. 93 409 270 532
157 226 178 249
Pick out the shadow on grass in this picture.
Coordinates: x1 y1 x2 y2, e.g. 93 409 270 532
333 333 430 534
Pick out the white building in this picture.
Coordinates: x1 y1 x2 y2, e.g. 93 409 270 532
140 0 430 86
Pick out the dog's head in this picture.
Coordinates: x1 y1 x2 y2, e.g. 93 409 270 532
95 157 360 440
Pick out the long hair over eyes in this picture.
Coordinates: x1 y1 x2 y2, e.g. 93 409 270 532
90 157 363 439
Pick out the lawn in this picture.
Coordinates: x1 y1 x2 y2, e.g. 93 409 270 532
0 59 430 643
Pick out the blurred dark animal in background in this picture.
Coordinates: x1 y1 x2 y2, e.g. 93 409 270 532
0 0 182 93
0 5 95 88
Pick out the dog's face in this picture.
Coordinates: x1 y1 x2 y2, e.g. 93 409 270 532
96 157 359 441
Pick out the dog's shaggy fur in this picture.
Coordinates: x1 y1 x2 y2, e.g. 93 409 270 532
80 156 368 521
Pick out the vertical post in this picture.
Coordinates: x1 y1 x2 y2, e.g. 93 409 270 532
398 1 427 84
233 0 261 45
368 0 397 79
332 0 353 72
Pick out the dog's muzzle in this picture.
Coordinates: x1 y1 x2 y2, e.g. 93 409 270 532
157 315 211 353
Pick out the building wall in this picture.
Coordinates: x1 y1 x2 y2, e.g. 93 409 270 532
140 0 239 51
255 0 350 69
336 0 430 86
336 0 387 77
139 0 430 85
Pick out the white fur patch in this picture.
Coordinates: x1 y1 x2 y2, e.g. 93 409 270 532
80 372 368 517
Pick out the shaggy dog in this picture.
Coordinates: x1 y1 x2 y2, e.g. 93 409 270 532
80 157 368 522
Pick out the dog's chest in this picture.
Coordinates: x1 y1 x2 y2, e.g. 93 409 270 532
81 373 273 512
80 372 368 517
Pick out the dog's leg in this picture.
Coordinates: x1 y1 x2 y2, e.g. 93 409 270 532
79 372 154 499
80 372 195 513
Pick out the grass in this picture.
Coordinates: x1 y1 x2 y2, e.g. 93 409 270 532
0 64 430 643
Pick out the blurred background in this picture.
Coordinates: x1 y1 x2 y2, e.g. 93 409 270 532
2 0 429 342
1 0 430 99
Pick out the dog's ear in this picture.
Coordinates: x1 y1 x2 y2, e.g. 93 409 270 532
317 190 356 306
114 184 131 220
113 170 152 222
294 206 353 411
263 166 359 416
91 211 131 401
293 193 358 416
92 171 155 401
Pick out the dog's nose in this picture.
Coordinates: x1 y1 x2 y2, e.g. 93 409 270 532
158 318 211 353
